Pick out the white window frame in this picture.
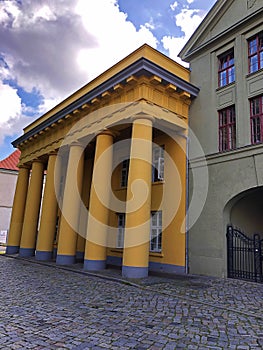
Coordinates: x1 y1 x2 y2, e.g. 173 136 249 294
117 213 125 248
150 211 162 252
152 145 164 182
120 159 129 187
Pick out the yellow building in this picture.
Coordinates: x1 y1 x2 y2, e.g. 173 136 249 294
6 45 199 278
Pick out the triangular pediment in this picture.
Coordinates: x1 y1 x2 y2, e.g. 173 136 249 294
180 0 263 61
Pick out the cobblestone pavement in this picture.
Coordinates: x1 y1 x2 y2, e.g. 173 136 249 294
0 255 262 349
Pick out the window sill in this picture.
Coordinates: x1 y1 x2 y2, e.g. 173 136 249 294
251 141 263 146
246 67 263 78
109 249 164 258
114 181 164 191
114 187 127 192
220 141 263 154
149 252 164 258
110 249 123 253
216 81 235 91
218 147 237 153
152 180 165 186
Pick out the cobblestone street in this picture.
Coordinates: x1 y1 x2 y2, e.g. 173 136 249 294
0 255 262 349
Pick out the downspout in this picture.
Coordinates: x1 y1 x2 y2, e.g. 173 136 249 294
177 131 189 275
185 134 189 274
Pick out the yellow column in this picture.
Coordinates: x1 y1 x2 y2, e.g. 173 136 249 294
6 165 30 254
76 157 93 261
84 130 114 271
19 160 44 257
122 117 153 278
35 152 61 260
56 142 84 265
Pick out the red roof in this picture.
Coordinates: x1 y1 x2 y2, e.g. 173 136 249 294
0 149 21 171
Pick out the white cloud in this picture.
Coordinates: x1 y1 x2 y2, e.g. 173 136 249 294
162 36 189 67
162 8 207 66
75 0 158 81
0 83 30 145
0 0 158 99
0 0 158 150
0 0 95 100
170 2 178 11
0 83 21 124
176 8 205 38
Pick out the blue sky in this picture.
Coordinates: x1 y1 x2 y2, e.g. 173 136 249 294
0 0 216 160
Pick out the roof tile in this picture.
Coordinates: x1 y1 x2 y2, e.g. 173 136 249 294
0 150 21 171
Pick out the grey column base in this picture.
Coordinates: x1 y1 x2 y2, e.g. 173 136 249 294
19 247 35 257
35 250 53 261
6 246 19 254
53 248 57 259
56 254 75 265
76 251 84 262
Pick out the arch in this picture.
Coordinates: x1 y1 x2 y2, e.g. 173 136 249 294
224 186 263 237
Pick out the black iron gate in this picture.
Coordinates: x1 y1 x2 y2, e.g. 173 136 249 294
226 225 263 283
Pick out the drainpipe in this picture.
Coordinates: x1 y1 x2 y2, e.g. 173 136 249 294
177 132 189 275
185 134 189 275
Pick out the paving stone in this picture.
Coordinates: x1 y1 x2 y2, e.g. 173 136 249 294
0 255 262 349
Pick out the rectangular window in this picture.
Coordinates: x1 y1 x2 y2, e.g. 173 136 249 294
250 95 263 144
116 213 125 248
152 145 164 182
218 50 235 87
150 211 162 252
248 32 263 74
218 106 236 152
120 159 129 187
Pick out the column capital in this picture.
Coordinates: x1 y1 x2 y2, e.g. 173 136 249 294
18 164 30 170
97 129 117 138
131 114 154 123
32 158 45 164
70 141 86 149
48 150 58 156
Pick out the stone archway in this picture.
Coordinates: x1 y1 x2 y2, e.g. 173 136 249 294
225 186 263 237
224 186 263 282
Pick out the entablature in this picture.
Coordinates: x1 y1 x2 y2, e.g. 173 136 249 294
14 57 198 150
17 100 188 165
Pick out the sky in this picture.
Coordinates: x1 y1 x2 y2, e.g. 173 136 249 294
0 0 217 160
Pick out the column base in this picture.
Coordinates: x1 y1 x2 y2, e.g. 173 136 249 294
122 265 148 278
83 259 106 271
56 254 75 265
35 250 53 261
6 245 19 254
76 251 84 262
53 248 57 259
19 247 35 257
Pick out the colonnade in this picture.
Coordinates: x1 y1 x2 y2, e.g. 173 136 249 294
7 117 153 278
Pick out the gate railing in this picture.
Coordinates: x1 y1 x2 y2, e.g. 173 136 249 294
226 225 263 283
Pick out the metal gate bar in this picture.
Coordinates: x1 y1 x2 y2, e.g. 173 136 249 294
226 225 263 283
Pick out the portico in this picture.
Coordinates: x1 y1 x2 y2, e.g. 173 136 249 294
6 45 199 278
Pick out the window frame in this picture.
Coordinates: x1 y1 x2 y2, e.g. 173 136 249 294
250 95 263 144
150 211 162 253
152 145 164 182
116 213 125 248
248 32 263 74
120 159 129 188
218 49 235 87
218 106 236 152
